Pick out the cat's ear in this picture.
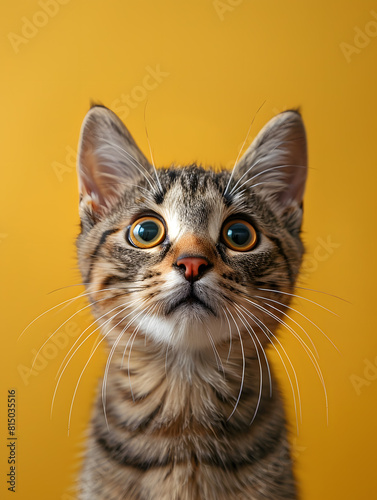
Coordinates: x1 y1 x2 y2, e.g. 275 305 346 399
232 110 307 220
77 105 153 221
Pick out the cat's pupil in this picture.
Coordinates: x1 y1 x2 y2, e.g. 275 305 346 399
134 221 159 242
227 223 250 246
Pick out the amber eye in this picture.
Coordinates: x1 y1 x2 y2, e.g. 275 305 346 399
222 219 257 252
128 217 165 248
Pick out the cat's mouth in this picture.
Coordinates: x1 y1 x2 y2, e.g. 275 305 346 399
165 291 215 316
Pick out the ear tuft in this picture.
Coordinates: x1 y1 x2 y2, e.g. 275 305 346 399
231 110 308 218
77 106 152 222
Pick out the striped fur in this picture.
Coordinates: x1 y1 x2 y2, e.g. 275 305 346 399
76 106 307 499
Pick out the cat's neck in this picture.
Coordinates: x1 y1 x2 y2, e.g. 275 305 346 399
98 328 276 434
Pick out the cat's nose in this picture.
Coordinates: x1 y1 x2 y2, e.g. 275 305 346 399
176 256 210 282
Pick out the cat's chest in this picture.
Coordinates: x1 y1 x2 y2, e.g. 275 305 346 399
84 355 288 500
96 341 272 449
104 362 227 431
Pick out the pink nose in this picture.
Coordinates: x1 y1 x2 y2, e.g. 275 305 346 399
176 256 209 282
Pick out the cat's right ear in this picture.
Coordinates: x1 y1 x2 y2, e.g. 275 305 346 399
77 105 152 224
228 110 307 232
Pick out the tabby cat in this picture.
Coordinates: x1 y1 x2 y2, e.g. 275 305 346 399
76 105 307 499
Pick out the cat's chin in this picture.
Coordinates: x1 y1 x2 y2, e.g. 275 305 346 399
135 309 228 351
165 296 216 316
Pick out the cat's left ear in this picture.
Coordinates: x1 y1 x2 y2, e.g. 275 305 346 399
77 105 153 222
232 110 307 222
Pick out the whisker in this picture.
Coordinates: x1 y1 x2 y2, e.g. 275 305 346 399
102 302 157 419
31 295 120 373
244 296 329 423
258 296 340 353
228 139 291 195
233 309 264 425
120 303 157 369
51 302 134 419
102 139 158 192
237 303 301 430
19 286 133 340
50 304 126 418
246 298 320 369
52 299 142 426
244 296 319 360
55 298 143 380
48 281 148 294
231 164 307 197
234 304 272 397
223 100 266 196
222 307 233 362
126 324 144 402
259 298 319 359
102 318 139 422
111 303 157 409
66 301 146 435
258 288 339 317
144 100 163 194
294 285 348 303
96 180 156 201
225 307 245 422
206 328 224 375
48 283 91 294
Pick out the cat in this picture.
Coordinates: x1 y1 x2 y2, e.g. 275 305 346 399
75 104 307 499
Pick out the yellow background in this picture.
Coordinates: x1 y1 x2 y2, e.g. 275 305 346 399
1 1 376 498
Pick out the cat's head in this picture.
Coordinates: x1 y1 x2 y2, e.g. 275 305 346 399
76 106 307 351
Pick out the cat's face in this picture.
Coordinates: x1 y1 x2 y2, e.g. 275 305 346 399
76 106 307 352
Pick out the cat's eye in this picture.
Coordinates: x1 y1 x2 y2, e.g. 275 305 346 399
128 217 165 248
222 219 257 252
